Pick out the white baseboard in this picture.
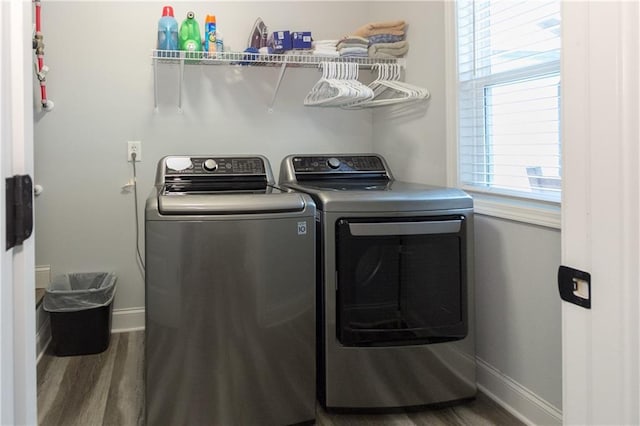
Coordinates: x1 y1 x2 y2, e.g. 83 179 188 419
477 357 562 425
112 307 145 333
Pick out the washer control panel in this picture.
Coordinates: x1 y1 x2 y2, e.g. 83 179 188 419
164 156 266 176
292 155 385 173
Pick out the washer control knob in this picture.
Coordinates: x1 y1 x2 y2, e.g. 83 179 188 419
327 157 341 169
203 159 218 172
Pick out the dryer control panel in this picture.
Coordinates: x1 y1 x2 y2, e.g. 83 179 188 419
292 155 386 174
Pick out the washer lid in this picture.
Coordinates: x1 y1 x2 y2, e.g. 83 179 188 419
158 189 308 215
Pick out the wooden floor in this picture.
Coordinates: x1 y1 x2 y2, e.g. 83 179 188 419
38 331 524 426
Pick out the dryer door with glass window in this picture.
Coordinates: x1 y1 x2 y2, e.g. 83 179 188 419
335 215 468 347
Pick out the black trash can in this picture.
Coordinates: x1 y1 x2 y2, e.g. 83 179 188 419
43 272 117 356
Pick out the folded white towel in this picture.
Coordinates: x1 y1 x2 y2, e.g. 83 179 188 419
313 43 337 49
313 39 339 47
313 50 340 58
315 47 338 53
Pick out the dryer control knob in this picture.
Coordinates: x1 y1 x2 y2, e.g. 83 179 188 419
203 159 218 171
327 157 341 169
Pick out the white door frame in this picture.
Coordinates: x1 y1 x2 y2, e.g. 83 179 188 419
1 0 37 424
561 1 639 424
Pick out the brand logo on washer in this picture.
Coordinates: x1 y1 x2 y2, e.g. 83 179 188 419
297 221 307 235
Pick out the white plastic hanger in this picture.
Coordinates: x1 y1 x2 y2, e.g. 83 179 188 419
304 62 374 107
344 63 430 109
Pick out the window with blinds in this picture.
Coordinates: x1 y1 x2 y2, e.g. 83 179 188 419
457 0 561 202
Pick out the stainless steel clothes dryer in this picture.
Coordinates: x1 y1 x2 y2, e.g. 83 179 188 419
279 154 476 411
145 155 316 425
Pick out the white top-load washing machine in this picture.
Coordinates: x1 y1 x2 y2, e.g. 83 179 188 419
279 153 476 411
145 155 316 425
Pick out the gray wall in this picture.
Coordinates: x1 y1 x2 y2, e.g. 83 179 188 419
369 1 447 186
34 1 375 311
34 0 562 416
367 0 562 412
475 216 562 409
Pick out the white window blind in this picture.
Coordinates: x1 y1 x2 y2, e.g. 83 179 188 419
457 0 561 202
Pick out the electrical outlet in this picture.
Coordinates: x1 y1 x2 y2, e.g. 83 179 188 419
127 141 142 162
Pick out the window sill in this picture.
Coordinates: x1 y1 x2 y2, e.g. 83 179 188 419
467 191 561 229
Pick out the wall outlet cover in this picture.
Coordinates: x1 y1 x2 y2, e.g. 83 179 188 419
127 141 142 162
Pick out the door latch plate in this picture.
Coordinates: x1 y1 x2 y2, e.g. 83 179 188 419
558 265 591 309
6 175 33 250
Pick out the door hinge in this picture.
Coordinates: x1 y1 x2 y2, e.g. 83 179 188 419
558 265 591 309
6 175 33 250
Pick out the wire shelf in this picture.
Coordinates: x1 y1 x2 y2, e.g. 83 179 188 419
151 49 408 111
151 49 406 68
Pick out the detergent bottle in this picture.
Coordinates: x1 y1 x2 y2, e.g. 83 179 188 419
179 11 202 52
157 6 178 51
204 15 217 54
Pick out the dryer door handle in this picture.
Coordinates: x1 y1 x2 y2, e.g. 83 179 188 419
348 219 461 236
